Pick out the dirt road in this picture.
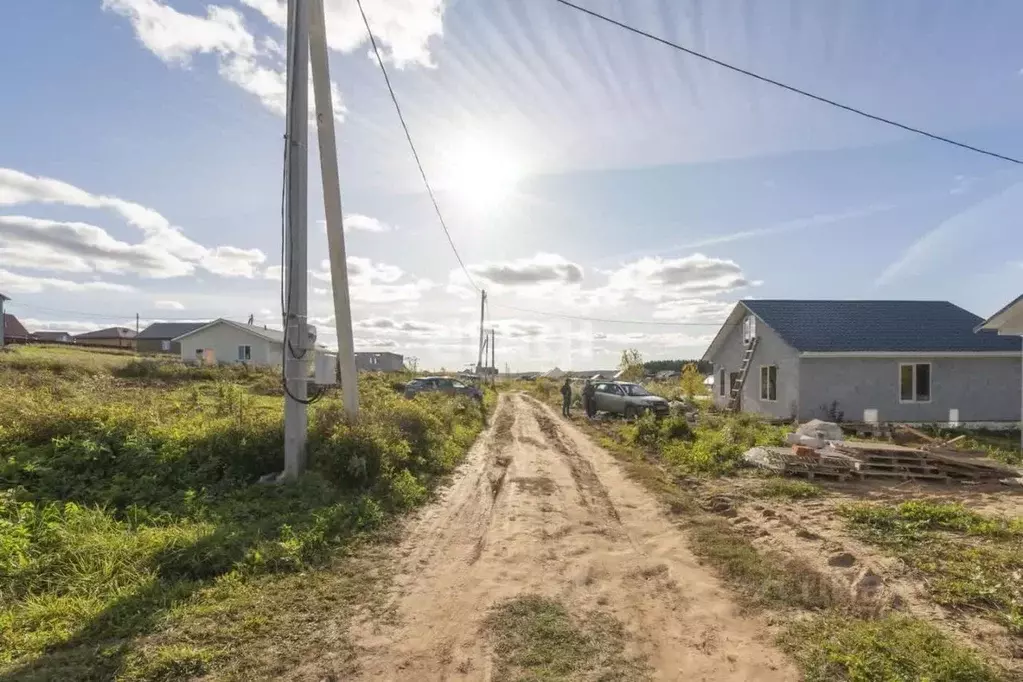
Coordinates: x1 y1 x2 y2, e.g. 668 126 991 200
348 393 796 680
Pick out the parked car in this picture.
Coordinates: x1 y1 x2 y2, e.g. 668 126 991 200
404 376 483 401
592 381 669 418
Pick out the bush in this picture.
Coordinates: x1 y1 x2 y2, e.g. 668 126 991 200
0 352 489 674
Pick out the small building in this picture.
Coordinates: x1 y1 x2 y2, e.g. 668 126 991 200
702 299 1021 426
0 292 8 348
75 327 136 349
172 318 323 367
33 331 74 344
976 293 1023 445
354 351 404 372
542 367 566 380
3 313 31 344
137 321 207 354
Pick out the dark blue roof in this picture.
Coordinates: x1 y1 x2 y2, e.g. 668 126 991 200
742 300 1020 353
137 322 207 340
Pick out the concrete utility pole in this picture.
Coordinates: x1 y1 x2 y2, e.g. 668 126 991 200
490 328 496 384
0 293 8 350
309 0 359 419
135 313 139 350
283 0 310 479
476 289 487 373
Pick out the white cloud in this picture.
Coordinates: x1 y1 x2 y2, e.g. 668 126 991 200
468 252 584 286
0 167 266 279
0 269 134 294
0 215 192 278
154 300 185 310
267 256 432 304
20 319 110 334
605 254 753 300
240 0 445 68
201 246 267 278
650 298 736 322
103 0 343 120
344 213 393 233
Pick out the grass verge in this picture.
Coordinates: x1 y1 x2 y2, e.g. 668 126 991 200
0 345 493 680
484 595 647 681
839 501 1023 634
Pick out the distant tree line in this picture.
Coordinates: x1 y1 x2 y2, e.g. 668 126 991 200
643 359 713 375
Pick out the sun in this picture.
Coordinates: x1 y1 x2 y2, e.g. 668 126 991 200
443 134 524 211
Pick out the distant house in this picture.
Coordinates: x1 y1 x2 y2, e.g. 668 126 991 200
137 321 207 354
542 367 566 379
702 300 1021 426
0 292 8 348
354 351 404 372
172 318 325 367
654 370 680 381
33 331 74 344
75 327 136 349
2 313 31 344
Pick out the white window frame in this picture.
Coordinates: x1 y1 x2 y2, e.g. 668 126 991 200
718 368 726 397
898 362 932 403
237 344 252 362
160 340 171 352
759 365 778 402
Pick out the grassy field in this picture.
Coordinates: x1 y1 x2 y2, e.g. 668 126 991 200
0 345 493 681
507 378 1011 681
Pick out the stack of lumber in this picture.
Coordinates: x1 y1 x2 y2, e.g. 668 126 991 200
743 446 858 481
744 441 1020 483
826 441 1019 482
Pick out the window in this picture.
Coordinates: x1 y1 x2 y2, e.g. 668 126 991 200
452 380 467 389
160 340 171 352
718 368 725 397
237 345 252 362
369 356 379 365
759 365 778 401
899 363 931 403
595 383 610 393
195 348 204 359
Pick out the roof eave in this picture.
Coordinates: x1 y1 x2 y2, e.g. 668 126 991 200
701 302 752 362
975 293 1023 333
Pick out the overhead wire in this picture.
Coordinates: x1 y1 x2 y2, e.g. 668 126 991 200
550 0 1023 165
354 0 480 291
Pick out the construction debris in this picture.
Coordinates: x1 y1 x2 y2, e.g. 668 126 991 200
744 426 1021 484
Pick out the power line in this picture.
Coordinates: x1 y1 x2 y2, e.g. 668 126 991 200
355 0 480 291
551 0 1023 166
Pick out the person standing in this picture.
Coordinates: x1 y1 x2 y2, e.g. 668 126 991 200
560 377 572 417
582 379 596 418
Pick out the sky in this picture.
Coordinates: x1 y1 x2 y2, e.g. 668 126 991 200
1 0 1022 371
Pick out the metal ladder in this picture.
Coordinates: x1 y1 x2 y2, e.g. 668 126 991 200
727 336 759 411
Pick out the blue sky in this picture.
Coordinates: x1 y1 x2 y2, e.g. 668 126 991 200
2 0 1022 370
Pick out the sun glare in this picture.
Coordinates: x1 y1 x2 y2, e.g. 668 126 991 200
443 134 524 211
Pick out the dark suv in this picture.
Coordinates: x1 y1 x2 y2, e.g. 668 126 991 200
404 376 483 401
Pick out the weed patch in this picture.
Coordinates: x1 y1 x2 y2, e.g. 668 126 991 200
751 478 824 500
484 595 648 681
781 614 999 682
0 347 490 680
840 501 1023 633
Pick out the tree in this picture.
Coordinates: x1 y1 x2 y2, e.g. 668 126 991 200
405 356 419 373
618 348 645 382
679 362 707 399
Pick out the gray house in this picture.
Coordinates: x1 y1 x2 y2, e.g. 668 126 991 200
137 321 207 354
702 300 1021 426
354 351 404 372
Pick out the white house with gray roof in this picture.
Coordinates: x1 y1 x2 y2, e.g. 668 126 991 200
172 318 323 367
702 300 1021 426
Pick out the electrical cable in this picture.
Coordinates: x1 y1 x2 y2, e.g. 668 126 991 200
550 0 1023 166
355 0 480 291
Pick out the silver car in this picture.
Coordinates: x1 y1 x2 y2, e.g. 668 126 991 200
592 381 669 418
404 376 483 401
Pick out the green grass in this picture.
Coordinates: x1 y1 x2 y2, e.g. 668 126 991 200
751 478 825 500
0 346 492 680
484 595 648 681
781 614 999 682
839 501 1023 634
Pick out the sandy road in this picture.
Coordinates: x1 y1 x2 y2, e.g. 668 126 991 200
347 393 796 680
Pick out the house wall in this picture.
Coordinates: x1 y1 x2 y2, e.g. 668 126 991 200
178 325 278 366
76 337 135 349
355 352 404 372
798 355 1022 423
708 312 800 419
137 339 181 354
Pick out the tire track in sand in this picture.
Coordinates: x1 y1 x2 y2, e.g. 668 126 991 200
318 393 796 681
